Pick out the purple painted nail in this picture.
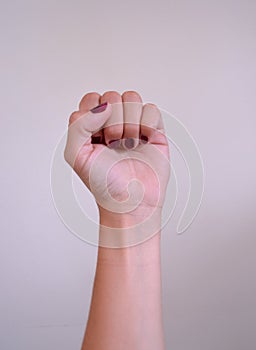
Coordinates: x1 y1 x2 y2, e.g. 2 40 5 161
140 135 148 144
125 138 135 149
108 139 121 149
90 102 108 114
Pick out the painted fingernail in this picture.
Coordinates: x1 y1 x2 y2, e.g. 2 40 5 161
90 102 108 114
125 138 135 149
140 135 148 144
108 139 121 149
91 136 102 144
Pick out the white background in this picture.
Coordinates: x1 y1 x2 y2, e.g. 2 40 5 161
1 0 256 349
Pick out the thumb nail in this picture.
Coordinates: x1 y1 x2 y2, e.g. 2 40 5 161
90 102 108 114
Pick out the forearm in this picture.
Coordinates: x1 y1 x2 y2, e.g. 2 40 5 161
81 212 165 350
64 91 169 350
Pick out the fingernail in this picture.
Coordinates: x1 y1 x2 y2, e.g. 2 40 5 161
108 139 121 149
91 136 102 144
90 102 108 114
125 138 135 149
140 135 148 144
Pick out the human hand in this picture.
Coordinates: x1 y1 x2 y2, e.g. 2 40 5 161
64 91 170 229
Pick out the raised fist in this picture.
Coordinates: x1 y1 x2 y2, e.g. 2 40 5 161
64 91 170 231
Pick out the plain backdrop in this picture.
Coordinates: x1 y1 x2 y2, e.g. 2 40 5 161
1 0 256 349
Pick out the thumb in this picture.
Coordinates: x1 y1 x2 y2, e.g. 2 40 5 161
64 102 112 168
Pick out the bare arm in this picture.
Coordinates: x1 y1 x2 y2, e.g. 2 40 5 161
64 90 170 350
82 214 165 350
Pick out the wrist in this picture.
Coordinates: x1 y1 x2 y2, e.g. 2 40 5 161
98 205 163 248
99 204 162 226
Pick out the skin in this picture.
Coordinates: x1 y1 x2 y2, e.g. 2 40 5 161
64 91 170 350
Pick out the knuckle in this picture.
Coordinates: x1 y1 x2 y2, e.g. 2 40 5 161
102 91 121 101
82 92 100 100
69 111 82 125
79 92 100 108
122 90 142 101
145 102 158 109
144 103 160 113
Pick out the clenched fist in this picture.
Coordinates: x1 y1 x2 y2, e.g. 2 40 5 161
64 91 170 234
